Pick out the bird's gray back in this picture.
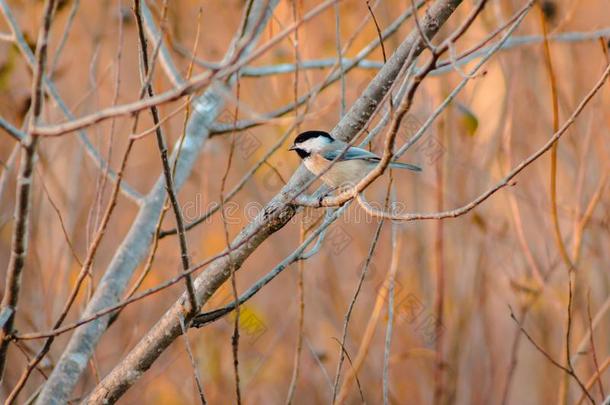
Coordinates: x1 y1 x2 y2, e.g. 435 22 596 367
320 142 381 162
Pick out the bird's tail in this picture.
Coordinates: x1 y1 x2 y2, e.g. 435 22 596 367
388 161 422 172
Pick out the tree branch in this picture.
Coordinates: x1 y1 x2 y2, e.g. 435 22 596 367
0 0 143 202
353 59 610 221
0 0 56 381
33 2 280 403
84 1 464 402
29 0 339 138
133 0 197 311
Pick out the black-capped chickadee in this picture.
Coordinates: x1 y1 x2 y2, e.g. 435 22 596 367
289 130 421 189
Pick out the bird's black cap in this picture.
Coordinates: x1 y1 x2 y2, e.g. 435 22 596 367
293 130 333 145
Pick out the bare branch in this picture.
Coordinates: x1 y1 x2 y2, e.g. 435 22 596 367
0 0 56 381
178 315 206 404
0 0 143 202
140 0 184 87
133 0 197 311
30 0 339 138
204 28 610 78
509 302 595 404
209 1 423 135
332 188 387 402
83 1 465 402
0 116 24 142
353 60 610 221
34 1 280 403
294 0 490 209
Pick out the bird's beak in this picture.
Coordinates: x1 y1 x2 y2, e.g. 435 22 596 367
288 145 296 151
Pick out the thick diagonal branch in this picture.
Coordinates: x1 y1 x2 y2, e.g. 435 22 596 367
85 1 463 402
34 1 279 404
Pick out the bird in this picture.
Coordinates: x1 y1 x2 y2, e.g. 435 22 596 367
288 130 421 190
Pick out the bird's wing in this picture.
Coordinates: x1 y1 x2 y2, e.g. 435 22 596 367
321 145 381 162
322 145 422 172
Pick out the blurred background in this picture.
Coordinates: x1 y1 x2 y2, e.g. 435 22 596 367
0 0 609 403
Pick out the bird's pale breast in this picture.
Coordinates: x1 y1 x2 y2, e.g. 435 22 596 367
304 154 373 188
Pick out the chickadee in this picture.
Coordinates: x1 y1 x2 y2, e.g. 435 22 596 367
289 130 421 189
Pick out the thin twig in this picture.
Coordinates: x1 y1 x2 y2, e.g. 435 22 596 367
195 28 610 80
539 2 575 284
87 0 125 283
295 0 489 209
133 0 198 312
286 2 305 402
332 193 387 401
160 0 406 238
432 116 445 405
31 0 341 138
192 203 352 329
0 0 56 381
209 1 423 135
9 0 170 398
335 0 345 116
586 291 606 400
113 5 204 322
0 116 23 141
285 220 305 405
0 144 20 222
334 253 393 404
48 0 80 76
577 357 610 405
331 337 365 402
6 134 137 404
51 2 467 400
0 0 142 202
410 0 436 52
35 165 83 267
383 185 399 405
178 315 207 404
222 83 242 405
353 59 610 220
35 2 280 401
141 0 184 87
509 303 595 404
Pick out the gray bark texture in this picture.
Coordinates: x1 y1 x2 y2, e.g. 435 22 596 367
85 0 463 403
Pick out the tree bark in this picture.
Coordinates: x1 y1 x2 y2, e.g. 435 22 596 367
86 0 463 403
34 1 280 403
